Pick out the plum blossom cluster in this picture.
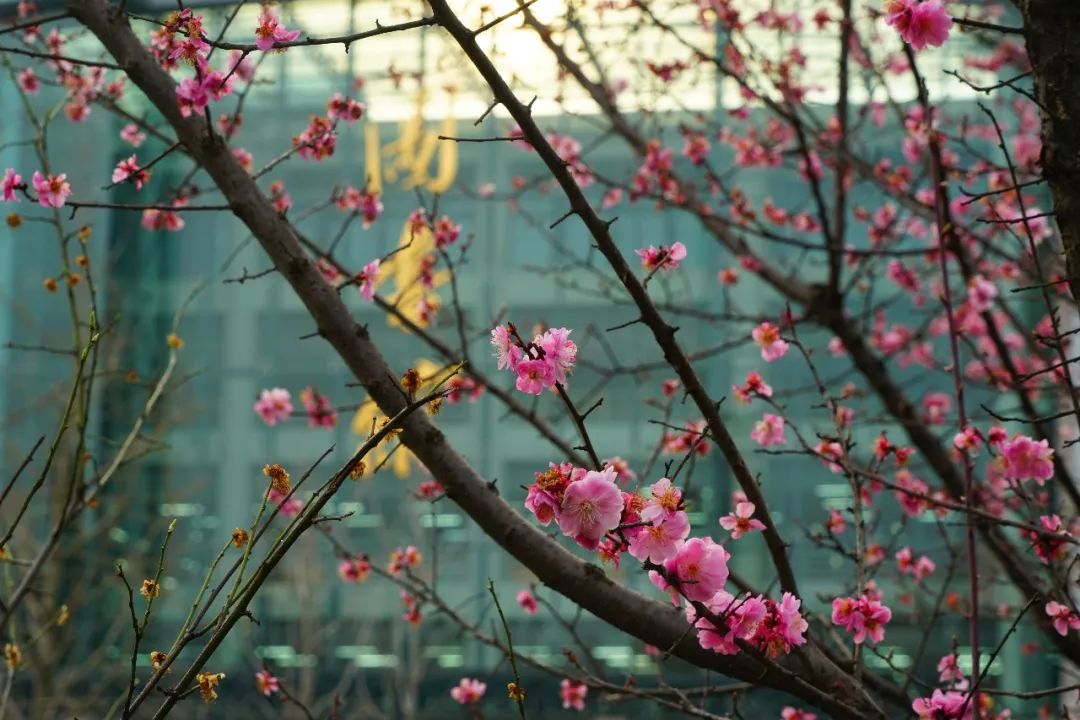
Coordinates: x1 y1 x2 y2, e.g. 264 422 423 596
253 386 338 428
141 197 188 232
522 463 809 657
400 591 422 626
831 594 892 645
2 168 71 208
445 374 484 404
326 92 365 123
150 9 208 68
911 689 971 720
909 651 1012 719
299 386 337 428
547 132 594 188
6 22 116 119
631 140 681 203
732 370 772 403
490 323 577 396
175 59 234 118
1024 514 1070 565
387 545 422 575
336 186 382 226
294 115 338 162
433 214 462 249
895 546 936 583
998 433 1054 484
685 590 809 657
648 536 732 606
661 420 711 457
337 556 371 583
524 464 623 550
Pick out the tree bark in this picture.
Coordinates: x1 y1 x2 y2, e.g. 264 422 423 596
1015 2 1080 300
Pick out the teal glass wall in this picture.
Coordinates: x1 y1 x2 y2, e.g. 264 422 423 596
0 4 1060 715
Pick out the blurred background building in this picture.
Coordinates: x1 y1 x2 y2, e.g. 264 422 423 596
0 0 1058 715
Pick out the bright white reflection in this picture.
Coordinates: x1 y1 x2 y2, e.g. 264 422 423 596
221 0 994 122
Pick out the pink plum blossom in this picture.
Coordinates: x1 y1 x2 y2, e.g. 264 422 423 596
752 322 789 362
515 358 554 395
640 477 683 523
895 547 936 582
1046 601 1080 636
912 689 971 719
359 190 383 228
294 116 336 161
967 274 998 312
538 327 577 385
628 509 690 563
525 484 560 526
450 677 486 704
337 556 371 583
433 215 461 249
492 324 577 395
733 371 772 403
254 7 301 51
517 590 538 615
490 325 521 371
905 1 952 50
686 589 764 654
825 509 846 534
832 595 892 645
2 169 21 202
254 387 293 426
557 467 624 549
17 68 38 94
31 171 71 208
884 0 952 51
326 92 365 123
937 653 963 682
719 502 766 539
604 456 636 484
669 537 730 602
255 670 279 696
1000 435 1054 484
750 413 787 446
267 487 302 517
112 155 149 190
357 259 380 302
560 679 587 711
300 386 337 428
636 242 687 272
